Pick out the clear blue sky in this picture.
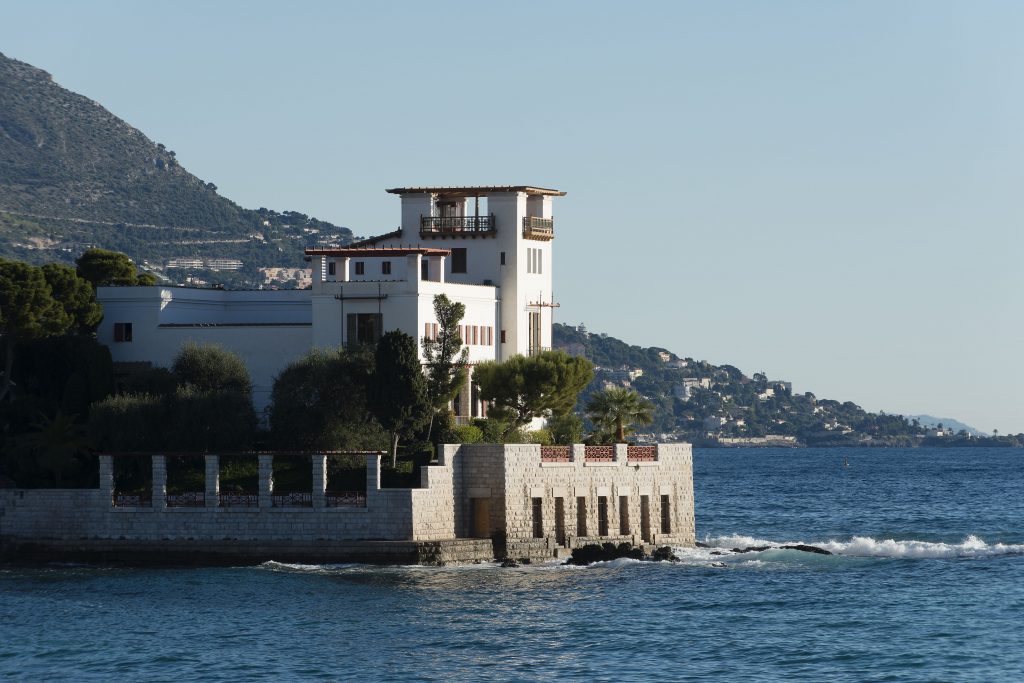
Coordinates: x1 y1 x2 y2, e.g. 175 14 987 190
3 1 1022 432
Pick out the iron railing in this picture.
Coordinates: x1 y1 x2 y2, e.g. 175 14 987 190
272 491 313 508
420 215 496 237
523 216 554 241
219 492 259 508
166 492 205 507
325 491 367 508
112 492 152 507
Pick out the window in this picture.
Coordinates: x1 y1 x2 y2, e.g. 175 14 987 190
528 312 541 354
113 322 133 343
381 261 391 275
346 313 382 346
354 262 365 276
576 497 587 536
619 496 630 535
526 247 544 275
554 498 566 546
500 251 506 266
597 497 609 537
327 261 336 276
500 330 506 344
661 494 671 533
451 248 467 274
421 259 429 280
487 327 493 345
532 498 544 539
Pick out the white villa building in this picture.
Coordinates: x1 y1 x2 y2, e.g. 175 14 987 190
97 185 561 417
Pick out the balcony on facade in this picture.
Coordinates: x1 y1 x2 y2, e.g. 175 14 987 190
420 215 496 238
523 216 554 241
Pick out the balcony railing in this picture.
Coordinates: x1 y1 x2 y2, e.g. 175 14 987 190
540 445 571 463
420 215 496 237
528 346 551 357
523 216 554 241
166 492 205 507
325 491 367 508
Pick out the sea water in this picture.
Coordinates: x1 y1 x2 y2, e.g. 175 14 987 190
1 447 1022 682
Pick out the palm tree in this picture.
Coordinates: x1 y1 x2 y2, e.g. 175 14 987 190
585 387 654 443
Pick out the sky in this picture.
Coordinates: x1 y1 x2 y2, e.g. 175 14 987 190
2 1 1022 432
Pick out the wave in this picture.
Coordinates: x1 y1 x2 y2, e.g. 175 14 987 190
699 534 1024 560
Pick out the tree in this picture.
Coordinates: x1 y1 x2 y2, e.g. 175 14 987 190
0 260 71 401
268 347 385 451
41 263 103 333
171 343 252 397
473 350 594 438
422 294 468 437
585 387 654 443
371 331 429 467
75 248 139 287
547 412 584 445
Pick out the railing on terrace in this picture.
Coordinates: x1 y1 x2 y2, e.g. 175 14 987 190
584 445 615 462
627 445 656 462
166 492 205 507
522 216 554 241
112 492 151 507
325 491 367 508
219 492 259 508
272 491 313 508
540 445 571 463
420 215 496 237
528 346 551 357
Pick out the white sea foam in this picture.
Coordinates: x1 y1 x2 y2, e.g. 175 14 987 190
700 534 1024 560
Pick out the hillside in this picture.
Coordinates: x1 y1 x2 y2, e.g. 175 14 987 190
0 52 352 285
554 323 950 447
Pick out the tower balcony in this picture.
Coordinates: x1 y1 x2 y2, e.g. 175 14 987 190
420 215 496 238
523 216 554 241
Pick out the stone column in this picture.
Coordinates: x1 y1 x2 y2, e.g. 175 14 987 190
614 443 628 464
259 454 274 509
571 444 585 463
98 455 113 507
152 455 166 510
312 453 327 510
205 455 219 508
366 453 381 494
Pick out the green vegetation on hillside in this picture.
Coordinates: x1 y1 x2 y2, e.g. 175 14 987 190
0 52 352 285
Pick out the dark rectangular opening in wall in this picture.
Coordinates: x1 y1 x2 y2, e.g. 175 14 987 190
354 261 365 275
532 497 543 538
619 496 630 535
346 313 383 346
641 495 651 543
554 497 566 546
451 248 467 273
598 496 609 537
327 261 336 276
421 259 429 280
576 497 587 536
661 494 671 533
381 261 391 275
500 251 506 266
114 322 133 342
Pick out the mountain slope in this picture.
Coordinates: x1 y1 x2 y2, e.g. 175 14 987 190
0 52 351 282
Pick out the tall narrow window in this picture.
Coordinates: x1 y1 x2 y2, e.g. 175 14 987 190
451 248 467 274
327 261 336 276
381 261 391 275
500 330 506 344
537 249 543 275
619 496 630 535
641 496 651 543
424 322 431 341
354 262 365 275
661 494 672 533
421 259 429 280
598 497 609 537
532 498 544 539
528 312 541 354
576 497 588 536
500 251 506 266
554 498 566 546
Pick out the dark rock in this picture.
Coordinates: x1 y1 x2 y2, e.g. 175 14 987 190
500 558 519 568
780 544 832 556
710 562 728 568
565 542 646 565
650 546 680 562
710 551 726 556
732 546 771 553
695 541 711 548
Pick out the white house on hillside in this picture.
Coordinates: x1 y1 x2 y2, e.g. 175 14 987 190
96 185 564 419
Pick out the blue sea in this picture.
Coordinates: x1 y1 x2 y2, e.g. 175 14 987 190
2 447 1022 682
